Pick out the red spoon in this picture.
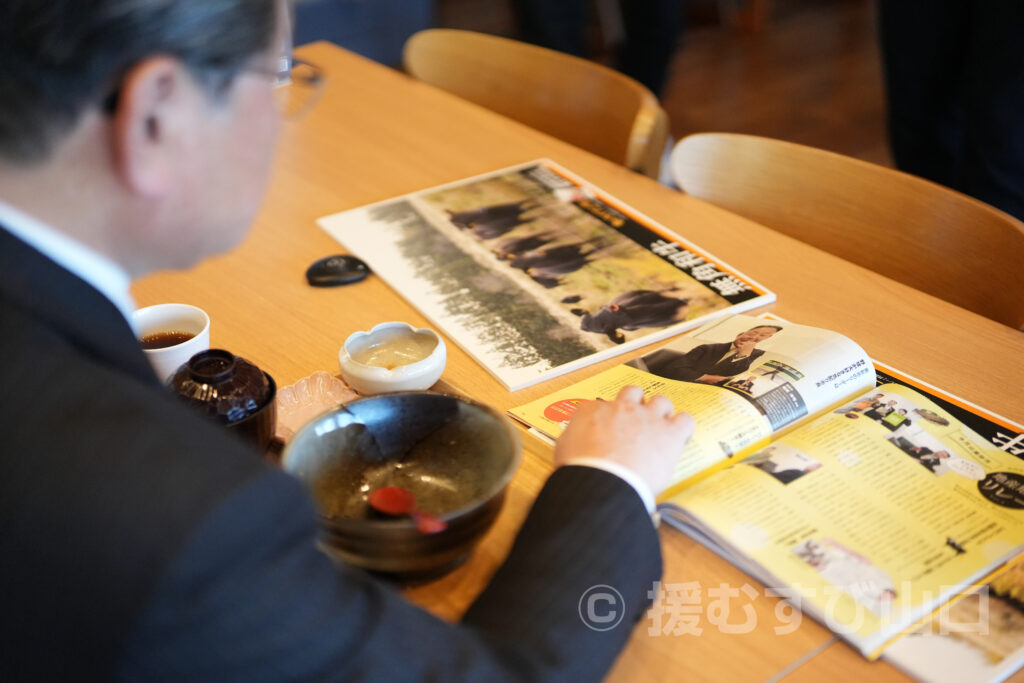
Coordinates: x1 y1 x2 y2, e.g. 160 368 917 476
368 486 448 534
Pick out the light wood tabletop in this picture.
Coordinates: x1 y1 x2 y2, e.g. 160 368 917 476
132 42 1024 683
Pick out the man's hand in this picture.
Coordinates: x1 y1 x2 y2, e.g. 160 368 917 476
696 374 729 384
554 386 695 496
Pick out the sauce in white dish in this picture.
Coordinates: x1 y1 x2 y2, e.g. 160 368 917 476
352 333 437 370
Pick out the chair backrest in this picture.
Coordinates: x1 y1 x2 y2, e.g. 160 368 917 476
671 133 1024 329
403 28 669 179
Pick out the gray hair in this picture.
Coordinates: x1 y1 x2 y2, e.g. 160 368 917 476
0 0 278 163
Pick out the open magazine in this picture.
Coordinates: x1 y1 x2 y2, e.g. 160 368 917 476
508 314 1024 659
317 160 773 390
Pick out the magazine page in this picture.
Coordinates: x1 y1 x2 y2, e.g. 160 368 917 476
760 313 1024 458
884 555 1024 683
660 359 1024 560
666 383 1024 658
317 160 773 391
508 314 874 487
872 362 1024 460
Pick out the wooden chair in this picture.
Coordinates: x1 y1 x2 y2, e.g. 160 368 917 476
402 29 670 179
670 133 1024 329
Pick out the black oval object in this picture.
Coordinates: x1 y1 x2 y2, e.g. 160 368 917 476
306 255 370 287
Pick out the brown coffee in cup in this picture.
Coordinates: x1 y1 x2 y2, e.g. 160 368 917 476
140 331 196 350
132 303 210 381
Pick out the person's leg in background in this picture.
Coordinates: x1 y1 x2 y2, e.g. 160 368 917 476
878 1 1024 220
512 0 684 185
514 0 686 98
877 1 968 191
514 0 590 57
618 0 686 97
959 3 1024 220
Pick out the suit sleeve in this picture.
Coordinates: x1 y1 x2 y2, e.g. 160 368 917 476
117 466 661 682
644 344 714 381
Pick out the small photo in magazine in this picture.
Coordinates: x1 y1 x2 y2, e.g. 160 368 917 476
837 391 912 427
887 433 983 480
720 359 806 398
743 359 804 393
912 407 951 427
723 374 757 394
628 320 785 386
791 538 898 617
836 390 923 436
742 444 821 485
838 388 987 480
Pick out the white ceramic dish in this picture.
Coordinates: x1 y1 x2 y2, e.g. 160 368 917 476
338 322 446 394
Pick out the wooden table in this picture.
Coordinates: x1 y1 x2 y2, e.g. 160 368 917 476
133 42 1024 682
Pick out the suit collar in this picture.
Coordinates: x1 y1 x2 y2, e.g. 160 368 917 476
0 200 135 323
0 226 158 386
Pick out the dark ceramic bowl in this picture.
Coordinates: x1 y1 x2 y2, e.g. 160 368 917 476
280 392 522 579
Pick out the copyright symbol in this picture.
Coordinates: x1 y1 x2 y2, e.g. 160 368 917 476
578 584 625 632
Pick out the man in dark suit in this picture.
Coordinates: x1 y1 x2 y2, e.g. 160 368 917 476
0 2 696 680
630 324 781 384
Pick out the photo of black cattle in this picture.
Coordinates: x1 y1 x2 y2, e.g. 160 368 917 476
446 201 535 239
318 161 770 390
569 289 690 344
421 169 735 347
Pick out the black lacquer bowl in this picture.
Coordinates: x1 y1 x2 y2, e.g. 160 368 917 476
168 349 277 452
281 392 521 579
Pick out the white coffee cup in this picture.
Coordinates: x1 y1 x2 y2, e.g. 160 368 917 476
133 303 211 382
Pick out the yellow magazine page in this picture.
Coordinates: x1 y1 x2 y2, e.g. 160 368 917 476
509 363 776 485
669 383 1024 657
509 313 875 489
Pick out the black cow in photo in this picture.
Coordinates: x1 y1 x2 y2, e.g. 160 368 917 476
509 244 592 288
570 290 690 343
508 244 590 273
528 273 563 289
493 232 554 259
446 201 534 240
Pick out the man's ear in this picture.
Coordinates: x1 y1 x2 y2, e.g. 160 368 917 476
111 56 196 197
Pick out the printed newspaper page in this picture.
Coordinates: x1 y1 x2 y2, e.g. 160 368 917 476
318 160 773 391
508 314 875 486
664 383 1024 658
